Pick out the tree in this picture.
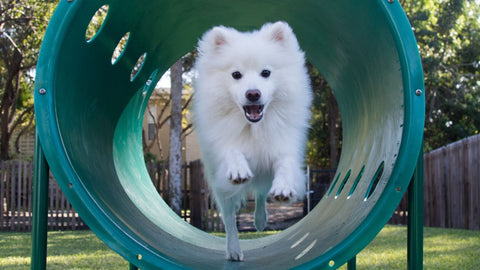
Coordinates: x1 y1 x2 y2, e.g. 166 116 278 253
0 0 58 160
168 58 184 215
306 63 341 169
401 0 480 151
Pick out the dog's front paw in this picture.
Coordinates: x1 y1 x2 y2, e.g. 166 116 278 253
227 238 244 261
226 162 253 185
227 248 244 261
269 184 296 202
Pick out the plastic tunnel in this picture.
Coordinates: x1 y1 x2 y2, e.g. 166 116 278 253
34 0 424 269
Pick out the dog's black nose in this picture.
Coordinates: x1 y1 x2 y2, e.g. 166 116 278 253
246 89 261 102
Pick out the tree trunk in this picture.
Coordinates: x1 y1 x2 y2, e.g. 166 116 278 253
168 59 183 216
0 51 23 160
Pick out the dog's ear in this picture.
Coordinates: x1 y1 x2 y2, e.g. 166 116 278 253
198 26 230 54
262 21 299 49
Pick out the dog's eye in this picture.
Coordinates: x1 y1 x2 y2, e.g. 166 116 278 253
232 71 242 80
261 69 271 78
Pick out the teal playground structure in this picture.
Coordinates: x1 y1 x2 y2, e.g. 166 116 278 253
32 0 425 269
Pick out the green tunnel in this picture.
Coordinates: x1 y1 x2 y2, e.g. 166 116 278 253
34 0 424 269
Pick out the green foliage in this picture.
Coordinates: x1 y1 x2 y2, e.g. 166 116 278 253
306 63 341 169
144 151 159 163
0 0 58 159
401 0 480 152
85 4 109 42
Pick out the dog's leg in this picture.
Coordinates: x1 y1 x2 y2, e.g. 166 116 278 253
269 157 306 202
254 193 268 232
218 195 244 261
225 149 253 185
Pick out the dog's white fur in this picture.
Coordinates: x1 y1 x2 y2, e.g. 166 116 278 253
193 22 312 261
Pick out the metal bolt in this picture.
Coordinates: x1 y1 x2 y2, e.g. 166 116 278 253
67 0 73 2
388 0 395 3
137 254 142 260
146 79 152 86
415 89 423 96
39 88 47 95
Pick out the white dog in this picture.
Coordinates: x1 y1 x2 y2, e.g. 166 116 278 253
193 21 312 261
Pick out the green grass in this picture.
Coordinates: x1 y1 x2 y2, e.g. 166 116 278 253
0 231 128 270
1 226 478 269
338 225 480 269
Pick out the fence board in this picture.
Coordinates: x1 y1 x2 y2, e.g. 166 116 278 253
0 162 4 228
190 160 203 229
422 134 480 230
467 136 480 230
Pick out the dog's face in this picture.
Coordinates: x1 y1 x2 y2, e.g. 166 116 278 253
227 65 274 123
196 22 304 124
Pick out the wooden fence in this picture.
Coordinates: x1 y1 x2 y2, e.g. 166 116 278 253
145 160 223 232
387 134 480 230
1 159 222 232
423 134 480 230
0 160 87 231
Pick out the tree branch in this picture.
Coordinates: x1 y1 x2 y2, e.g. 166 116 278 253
9 106 33 135
181 94 193 112
2 30 24 57
182 123 192 135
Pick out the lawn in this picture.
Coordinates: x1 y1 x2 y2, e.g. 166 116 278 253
1 225 479 269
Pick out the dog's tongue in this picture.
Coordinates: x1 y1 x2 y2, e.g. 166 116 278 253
244 105 264 123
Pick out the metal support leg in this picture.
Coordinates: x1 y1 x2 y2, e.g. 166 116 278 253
347 256 356 270
407 147 424 270
31 134 49 270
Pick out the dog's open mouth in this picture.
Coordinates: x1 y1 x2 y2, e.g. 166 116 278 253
243 105 264 123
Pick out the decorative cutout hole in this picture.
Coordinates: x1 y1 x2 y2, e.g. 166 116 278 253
335 169 351 198
111 32 130 65
327 173 342 197
143 69 159 94
130 53 147 82
347 165 365 198
85 5 109 42
364 161 385 201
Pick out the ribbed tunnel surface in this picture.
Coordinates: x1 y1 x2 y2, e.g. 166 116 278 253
34 0 424 269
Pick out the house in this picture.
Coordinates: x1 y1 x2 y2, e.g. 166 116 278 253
142 86 201 163
7 128 35 160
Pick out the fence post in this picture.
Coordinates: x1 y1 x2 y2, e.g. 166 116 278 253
407 146 424 270
31 134 49 270
190 160 203 229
